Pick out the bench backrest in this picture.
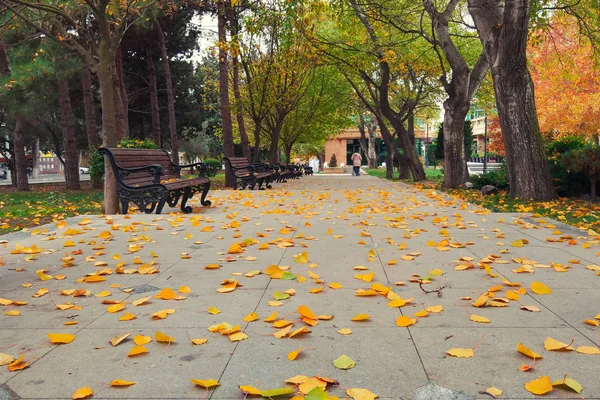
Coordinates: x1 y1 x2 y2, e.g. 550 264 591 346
224 157 252 177
107 148 175 187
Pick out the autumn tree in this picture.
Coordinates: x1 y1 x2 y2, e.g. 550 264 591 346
0 0 161 212
467 0 556 200
529 15 600 142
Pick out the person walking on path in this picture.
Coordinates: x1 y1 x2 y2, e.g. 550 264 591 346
351 152 362 176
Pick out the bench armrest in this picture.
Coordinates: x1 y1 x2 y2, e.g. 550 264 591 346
173 161 207 177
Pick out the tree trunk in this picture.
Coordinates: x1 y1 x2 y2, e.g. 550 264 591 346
442 101 469 188
358 116 369 158
468 0 556 200
229 10 251 160
13 117 28 191
317 153 324 172
112 62 125 141
268 118 284 165
31 138 39 179
284 144 293 166
96 45 119 214
379 122 394 179
155 22 178 163
146 43 161 147
116 48 129 138
82 63 100 149
591 174 597 200
252 123 262 162
58 79 81 190
217 1 235 186
367 119 378 168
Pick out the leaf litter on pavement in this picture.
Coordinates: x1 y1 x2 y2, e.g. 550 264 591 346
0 183 599 398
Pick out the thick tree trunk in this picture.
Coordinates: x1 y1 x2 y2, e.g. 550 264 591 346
116 48 129 138
13 117 28 191
155 22 178 162
217 1 235 186
96 45 119 214
442 101 469 188
146 43 161 147
112 64 125 141
284 145 293 166
82 64 100 149
31 138 39 179
468 0 556 200
591 174 597 200
378 121 394 179
252 123 262 162
58 79 81 190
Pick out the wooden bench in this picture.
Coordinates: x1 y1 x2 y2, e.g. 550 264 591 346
467 162 502 175
223 157 274 190
98 148 211 214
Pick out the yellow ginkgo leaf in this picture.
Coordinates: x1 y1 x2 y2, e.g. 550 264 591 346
425 305 443 313
72 386 93 399
446 348 474 358
133 335 152 346
338 328 352 335
191 338 208 345
294 252 309 264
243 312 259 322
154 288 178 300
109 333 130 347
179 286 191 293
329 282 343 289
351 313 370 321
287 346 302 361
119 312 136 321
525 376 553 395
470 315 490 323
575 346 600 355
485 387 502 397
131 296 151 306
207 306 221 315
517 342 543 359
48 333 76 344
530 281 552 294
191 379 220 389
396 316 416 327
297 305 317 320
413 310 429 317
36 269 53 281
107 302 125 313
346 388 378 400
551 377 582 393
110 380 136 387
511 239 524 247
544 337 574 351
238 385 262 395
155 331 175 343
127 346 148 357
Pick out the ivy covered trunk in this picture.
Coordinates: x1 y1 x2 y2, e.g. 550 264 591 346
82 64 99 149
58 79 81 190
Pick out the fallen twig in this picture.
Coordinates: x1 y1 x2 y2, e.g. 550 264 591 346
419 274 448 297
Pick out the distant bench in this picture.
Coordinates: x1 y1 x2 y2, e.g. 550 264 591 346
467 162 501 175
99 148 211 214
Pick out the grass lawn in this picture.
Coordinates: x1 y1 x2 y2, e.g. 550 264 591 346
366 167 600 231
0 188 103 233
0 172 228 234
364 167 443 181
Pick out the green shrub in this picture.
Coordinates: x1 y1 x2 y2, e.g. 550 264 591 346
203 158 221 177
546 136 588 197
470 163 509 190
560 144 600 199
329 153 337 168
90 139 160 183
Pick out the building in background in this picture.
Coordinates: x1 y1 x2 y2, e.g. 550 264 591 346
325 120 430 167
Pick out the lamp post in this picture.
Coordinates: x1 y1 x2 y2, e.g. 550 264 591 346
483 102 488 174
424 122 429 167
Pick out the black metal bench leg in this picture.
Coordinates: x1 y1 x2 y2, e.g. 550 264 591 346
156 198 166 214
120 199 129 215
179 188 193 213
257 178 265 190
200 182 212 206
266 177 272 189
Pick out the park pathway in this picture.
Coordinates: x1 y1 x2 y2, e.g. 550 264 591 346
0 175 599 399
